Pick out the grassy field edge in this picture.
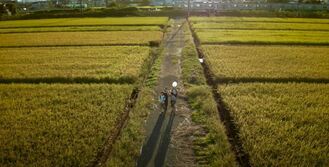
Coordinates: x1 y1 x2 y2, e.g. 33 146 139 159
182 24 237 166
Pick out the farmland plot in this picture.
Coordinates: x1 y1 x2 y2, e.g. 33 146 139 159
0 31 163 47
0 84 133 166
192 22 329 31
0 46 150 83
0 17 168 28
190 16 329 24
218 83 329 166
0 26 161 34
202 45 329 82
195 29 329 45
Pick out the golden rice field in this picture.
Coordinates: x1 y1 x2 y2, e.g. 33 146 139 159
192 22 329 31
0 26 161 33
0 84 133 166
191 17 329 45
0 17 169 28
194 29 329 45
219 83 329 166
191 16 329 166
202 45 329 81
0 17 168 166
0 31 163 46
0 46 149 82
190 16 329 24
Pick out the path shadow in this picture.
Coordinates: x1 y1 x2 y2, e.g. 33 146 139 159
137 111 166 167
154 110 176 167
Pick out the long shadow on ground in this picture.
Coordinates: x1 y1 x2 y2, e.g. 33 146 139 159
154 110 176 167
137 111 166 167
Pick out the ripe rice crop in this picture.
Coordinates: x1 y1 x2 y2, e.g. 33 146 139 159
190 16 329 24
202 45 329 82
218 83 329 166
0 84 133 166
195 29 329 45
0 26 161 33
0 46 149 82
0 31 163 47
192 22 329 31
0 17 168 28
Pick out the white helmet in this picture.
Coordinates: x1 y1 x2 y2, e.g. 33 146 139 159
172 81 178 87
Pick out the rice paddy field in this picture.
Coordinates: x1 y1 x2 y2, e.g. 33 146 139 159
0 17 167 166
0 31 162 47
194 29 329 45
0 84 133 166
219 83 329 166
202 45 329 82
0 17 168 28
192 22 329 31
0 26 161 33
190 16 329 166
191 17 329 45
0 46 149 82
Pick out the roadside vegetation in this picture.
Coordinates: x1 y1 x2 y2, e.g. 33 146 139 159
105 39 165 166
182 24 237 166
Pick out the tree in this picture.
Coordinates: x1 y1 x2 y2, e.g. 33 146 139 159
141 0 150 6
6 3 16 15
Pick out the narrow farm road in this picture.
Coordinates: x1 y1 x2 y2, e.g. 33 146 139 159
138 18 199 167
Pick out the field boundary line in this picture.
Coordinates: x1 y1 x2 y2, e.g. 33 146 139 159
215 77 329 84
0 43 151 48
0 77 136 84
200 41 329 46
191 20 329 25
0 24 165 29
188 19 252 167
194 27 329 32
0 30 161 34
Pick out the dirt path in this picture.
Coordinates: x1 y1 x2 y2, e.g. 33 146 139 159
138 18 199 167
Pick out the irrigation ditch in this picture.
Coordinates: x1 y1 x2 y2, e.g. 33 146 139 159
187 19 252 167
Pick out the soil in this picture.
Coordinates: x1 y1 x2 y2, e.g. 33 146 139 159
138 18 200 167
